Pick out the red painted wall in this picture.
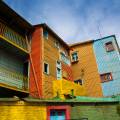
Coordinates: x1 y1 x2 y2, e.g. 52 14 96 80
29 26 43 98
47 105 70 120
62 62 73 81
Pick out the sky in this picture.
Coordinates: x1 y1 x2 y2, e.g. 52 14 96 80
4 0 120 45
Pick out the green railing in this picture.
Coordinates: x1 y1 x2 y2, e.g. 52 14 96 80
0 22 28 51
0 66 28 91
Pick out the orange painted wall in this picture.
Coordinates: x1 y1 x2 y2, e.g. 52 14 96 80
29 26 43 98
70 42 103 97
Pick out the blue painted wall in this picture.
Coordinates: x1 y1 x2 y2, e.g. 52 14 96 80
93 35 120 96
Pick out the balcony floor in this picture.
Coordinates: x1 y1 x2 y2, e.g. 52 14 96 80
0 37 29 60
0 84 29 98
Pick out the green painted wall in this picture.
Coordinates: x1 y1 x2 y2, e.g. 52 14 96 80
71 104 120 120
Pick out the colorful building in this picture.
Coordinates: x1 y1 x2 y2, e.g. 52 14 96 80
0 97 120 120
70 41 103 97
93 35 120 97
1 1 120 120
70 35 120 97
30 24 86 99
0 1 32 97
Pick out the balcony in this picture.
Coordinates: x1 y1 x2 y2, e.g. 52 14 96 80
0 22 28 53
53 79 86 99
0 66 28 93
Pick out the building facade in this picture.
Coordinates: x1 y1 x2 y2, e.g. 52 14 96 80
70 35 120 97
93 35 120 96
30 24 86 99
0 97 120 120
0 1 32 97
1 1 120 120
70 41 103 97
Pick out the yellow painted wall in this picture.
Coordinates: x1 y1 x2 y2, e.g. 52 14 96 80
70 42 103 97
53 79 86 99
0 101 46 120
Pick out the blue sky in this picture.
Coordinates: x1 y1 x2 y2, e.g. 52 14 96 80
4 0 120 45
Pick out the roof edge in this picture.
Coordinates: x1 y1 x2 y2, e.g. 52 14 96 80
70 40 93 47
34 23 70 49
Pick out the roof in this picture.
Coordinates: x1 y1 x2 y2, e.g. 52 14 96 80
23 96 119 103
0 96 119 103
34 23 70 50
70 35 119 48
94 35 115 41
95 35 120 53
70 40 93 47
0 1 33 34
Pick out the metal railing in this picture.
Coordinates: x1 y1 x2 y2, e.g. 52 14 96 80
0 22 28 51
0 66 28 91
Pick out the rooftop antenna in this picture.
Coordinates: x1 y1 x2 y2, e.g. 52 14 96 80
97 20 102 38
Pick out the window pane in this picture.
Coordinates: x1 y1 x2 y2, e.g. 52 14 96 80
100 73 113 82
44 63 49 74
105 42 114 52
43 31 48 39
72 52 78 61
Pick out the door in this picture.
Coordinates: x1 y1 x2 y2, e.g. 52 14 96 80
50 110 65 120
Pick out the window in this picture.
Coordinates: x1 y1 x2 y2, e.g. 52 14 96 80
55 41 59 49
100 73 113 83
71 52 78 62
56 61 62 80
60 52 70 65
57 68 61 74
50 110 65 120
47 106 70 120
44 62 49 74
43 30 48 39
105 42 114 52
74 79 83 85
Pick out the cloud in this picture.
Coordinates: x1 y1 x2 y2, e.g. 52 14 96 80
4 0 120 46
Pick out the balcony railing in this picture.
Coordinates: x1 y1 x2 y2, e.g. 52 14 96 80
0 66 28 91
53 79 86 99
0 22 28 51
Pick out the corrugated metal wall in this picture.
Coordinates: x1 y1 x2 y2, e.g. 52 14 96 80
93 36 120 96
0 49 24 89
29 26 43 98
70 43 103 97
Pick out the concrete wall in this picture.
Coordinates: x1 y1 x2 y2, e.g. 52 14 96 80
0 101 46 120
71 104 120 120
93 36 120 96
0 101 120 120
